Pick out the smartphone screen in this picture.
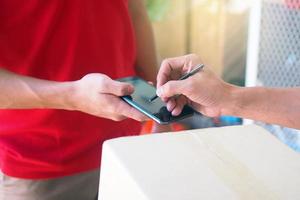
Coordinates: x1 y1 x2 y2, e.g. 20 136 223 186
118 76 195 124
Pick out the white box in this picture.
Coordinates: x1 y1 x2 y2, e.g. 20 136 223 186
99 125 300 200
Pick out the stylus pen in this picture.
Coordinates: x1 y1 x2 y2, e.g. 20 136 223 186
149 63 205 102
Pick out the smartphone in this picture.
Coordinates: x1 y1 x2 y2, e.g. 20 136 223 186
118 76 195 124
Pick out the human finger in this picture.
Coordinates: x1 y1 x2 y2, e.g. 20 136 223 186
102 79 134 96
166 98 176 112
171 95 187 116
156 80 186 99
157 56 188 88
157 54 201 88
111 97 148 121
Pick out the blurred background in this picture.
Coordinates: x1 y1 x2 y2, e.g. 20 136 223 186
147 0 250 85
145 0 300 152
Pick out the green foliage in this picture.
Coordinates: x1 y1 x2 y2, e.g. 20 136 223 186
146 0 170 21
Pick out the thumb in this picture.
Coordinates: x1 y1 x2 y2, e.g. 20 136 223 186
104 80 134 96
156 80 185 98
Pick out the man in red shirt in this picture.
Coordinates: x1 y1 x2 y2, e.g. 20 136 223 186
0 0 162 199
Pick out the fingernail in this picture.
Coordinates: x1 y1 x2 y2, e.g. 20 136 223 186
167 103 172 112
172 109 179 116
156 87 163 97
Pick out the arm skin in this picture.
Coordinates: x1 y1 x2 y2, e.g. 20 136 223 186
128 0 158 82
0 68 147 122
156 54 300 130
225 86 300 129
0 68 74 109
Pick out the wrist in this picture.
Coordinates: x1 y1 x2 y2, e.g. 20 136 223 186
221 84 244 116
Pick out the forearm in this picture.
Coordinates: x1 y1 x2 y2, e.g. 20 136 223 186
224 86 300 129
128 0 158 82
0 68 75 110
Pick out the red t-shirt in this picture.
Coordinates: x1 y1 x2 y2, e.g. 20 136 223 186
0 0 141 179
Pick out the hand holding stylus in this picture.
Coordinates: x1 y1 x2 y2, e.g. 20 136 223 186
156 54 300 129
156 54 233 117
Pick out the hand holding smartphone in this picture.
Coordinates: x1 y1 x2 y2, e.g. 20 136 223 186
118 76 195 124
